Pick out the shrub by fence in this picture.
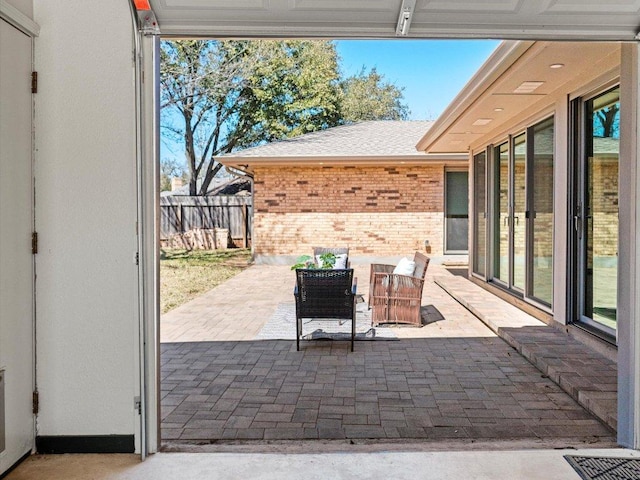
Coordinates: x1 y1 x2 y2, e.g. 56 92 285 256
160 195 252 248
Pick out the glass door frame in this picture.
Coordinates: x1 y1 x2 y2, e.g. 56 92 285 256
485 117 555 310
491 139 513 289
472 150 488 279
525 117 555 308
489 132 527 296
569 84 619 339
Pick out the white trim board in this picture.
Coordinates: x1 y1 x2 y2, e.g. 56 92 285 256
0 0 39 37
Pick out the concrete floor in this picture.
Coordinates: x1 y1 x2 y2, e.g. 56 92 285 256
6 447 640 480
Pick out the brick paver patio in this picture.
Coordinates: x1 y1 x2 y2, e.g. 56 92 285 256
160 263 616 446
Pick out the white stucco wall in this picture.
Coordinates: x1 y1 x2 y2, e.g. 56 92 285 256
617 42 640 449
33 0 139 437
551 96 568 325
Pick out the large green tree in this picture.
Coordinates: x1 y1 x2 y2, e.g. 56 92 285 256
161 40 253 195
340 67 410 122
240 41 342 144
161 40 408 195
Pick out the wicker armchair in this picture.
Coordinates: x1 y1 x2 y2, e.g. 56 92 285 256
368 252 430 327
294 268 357 351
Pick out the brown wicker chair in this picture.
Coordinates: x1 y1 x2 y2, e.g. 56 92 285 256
368 252 430 327
294 268 357 351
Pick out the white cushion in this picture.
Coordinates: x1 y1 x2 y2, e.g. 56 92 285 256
393 257 416 276
333 253 348 269
315 253 348 269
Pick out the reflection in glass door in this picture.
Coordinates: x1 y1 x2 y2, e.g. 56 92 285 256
578 87 619 335
512 133 527 291
473 152 486 277
494 143 509 284
486 118 554 307
494 135 527 291
530 118 554 305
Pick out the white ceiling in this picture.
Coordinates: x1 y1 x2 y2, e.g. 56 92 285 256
417 41 621 153
148 0 640 40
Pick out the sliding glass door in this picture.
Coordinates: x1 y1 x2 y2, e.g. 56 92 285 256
529 118 554 305
473 152 487 277
513 133 527 292
574 87 619 336
494 142 509 284
481 117 555 308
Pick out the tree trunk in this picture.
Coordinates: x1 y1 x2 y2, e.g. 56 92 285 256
199 162 224 195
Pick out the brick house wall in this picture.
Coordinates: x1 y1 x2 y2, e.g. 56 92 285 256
252 164 455 257
591 156 618 258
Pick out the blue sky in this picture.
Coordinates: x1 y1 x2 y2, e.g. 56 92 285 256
335 40 500 120
162 40 500 168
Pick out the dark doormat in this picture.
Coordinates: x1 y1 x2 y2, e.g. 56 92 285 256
564 455 640 479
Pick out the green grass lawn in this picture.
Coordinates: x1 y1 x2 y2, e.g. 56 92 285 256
160 248 252 314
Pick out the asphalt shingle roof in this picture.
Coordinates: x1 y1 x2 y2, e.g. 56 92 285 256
223 121 434 159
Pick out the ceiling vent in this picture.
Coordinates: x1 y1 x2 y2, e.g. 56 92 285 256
472 118 493 126
514 81 545 94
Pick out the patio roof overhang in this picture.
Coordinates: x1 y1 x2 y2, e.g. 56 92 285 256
416 40 621 154
148 0 640 40
220 153 468 171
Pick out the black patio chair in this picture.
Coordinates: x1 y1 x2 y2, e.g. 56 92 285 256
294 268 357 351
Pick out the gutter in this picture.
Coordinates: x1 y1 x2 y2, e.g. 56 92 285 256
226 164 254 179
219 153 468 168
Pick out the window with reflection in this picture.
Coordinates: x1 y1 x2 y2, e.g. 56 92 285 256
473 151 486 276
530 117 554 306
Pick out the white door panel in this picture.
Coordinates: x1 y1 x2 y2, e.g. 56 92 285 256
0 18 34 474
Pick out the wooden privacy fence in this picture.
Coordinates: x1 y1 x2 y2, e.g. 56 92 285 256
160 195 252 248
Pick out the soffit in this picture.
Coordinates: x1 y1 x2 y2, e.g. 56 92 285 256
418 42 621 153
148 0 640 40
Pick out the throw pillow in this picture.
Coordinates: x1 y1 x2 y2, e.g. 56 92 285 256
333 253 348 269
315 253 348 269
393 257 416 276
